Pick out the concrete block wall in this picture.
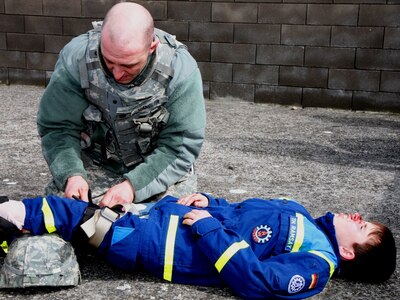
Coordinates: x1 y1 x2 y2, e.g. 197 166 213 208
0 0 400 112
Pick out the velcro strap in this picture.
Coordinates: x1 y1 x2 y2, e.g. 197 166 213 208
80 207 120 248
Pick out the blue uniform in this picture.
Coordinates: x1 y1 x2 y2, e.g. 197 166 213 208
22 194 340 299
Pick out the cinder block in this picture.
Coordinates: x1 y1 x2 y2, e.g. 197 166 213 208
234 24 280 45
155 21 189 41
0 50 25 68
331 26 384 48
280 66 328 88
212 3 257 23
257 45 304 66
0 0 4 13
202 81 210 99
210 82 255 102
189 22 233 43
0 33 5 49
63 18 93 36
359 5 400 26
0 15 24 33
328 69 380 92
5 0 42 15
8 68 45 85
307 4 358 26
255 85 302 106
0 68 8 84
43 0 81 17
384 28 400 49
381 71 400 93
45 35 73 53
26 52 58 71
25 16 62 35
303 88 352 109
356 49 400 70
305 47 355 68
233 64 278 85
82 0 118 18
211 43 256 64
353 91 400 113
7 33 44 52
184 41 210 62
198 62 232 82
168 2 211 21
282 25 330 46
259 4 306 24
137 0 167 21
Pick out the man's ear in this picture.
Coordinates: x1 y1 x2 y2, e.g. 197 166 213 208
339 245 355 260
149 38 159 54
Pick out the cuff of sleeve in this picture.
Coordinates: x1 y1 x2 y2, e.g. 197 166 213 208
191 217 222 237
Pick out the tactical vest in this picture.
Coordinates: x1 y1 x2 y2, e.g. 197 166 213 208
79 22 183 168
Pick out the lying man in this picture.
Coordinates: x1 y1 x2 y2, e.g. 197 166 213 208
0 193 396 299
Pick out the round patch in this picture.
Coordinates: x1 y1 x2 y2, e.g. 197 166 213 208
288 275 305 294
252 225 273 243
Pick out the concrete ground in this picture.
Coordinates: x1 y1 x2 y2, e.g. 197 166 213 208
0 84 399 300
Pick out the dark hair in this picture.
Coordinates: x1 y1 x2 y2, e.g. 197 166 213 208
339 222 396 283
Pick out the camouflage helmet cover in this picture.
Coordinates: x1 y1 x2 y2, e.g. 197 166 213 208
0 234 81 288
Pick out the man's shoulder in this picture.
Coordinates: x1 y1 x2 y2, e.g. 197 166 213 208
60 33 89 68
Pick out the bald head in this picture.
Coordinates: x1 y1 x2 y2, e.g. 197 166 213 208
102 2 154 51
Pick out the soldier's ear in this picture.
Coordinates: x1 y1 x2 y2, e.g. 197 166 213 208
149 37 159 53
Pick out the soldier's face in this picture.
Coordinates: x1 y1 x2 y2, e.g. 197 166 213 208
101 36 158 84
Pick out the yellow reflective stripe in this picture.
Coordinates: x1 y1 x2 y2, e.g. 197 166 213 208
163 215 179 281
215 240 249 273
309 250 335 278
1 241 8 254
291 213 304 252
41 197 57 233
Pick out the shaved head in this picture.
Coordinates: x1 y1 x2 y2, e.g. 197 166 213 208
102 2 154 52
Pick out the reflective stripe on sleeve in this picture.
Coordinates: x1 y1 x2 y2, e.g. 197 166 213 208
1 241 8 254
41 197 57 233
163 215 179 281
215 240 249 273
291 213 304 252
309 250 335 278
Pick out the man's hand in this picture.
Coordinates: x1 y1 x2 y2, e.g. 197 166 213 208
177 193 209 207
182 209 212 226
65 175 90 202
99 180 135 207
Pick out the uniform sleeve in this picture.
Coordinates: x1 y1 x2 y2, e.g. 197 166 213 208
37 37 89 189
191 218 332 299
125 50 206 202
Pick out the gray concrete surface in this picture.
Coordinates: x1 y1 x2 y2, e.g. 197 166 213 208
0 84 399 299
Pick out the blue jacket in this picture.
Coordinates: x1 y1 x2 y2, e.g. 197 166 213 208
22 194 340 299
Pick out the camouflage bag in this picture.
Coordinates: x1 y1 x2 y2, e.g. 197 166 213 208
0 234 81 288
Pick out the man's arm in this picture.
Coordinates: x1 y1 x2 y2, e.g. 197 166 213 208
124 66 206 202
185 215 332 299
37 35 89 195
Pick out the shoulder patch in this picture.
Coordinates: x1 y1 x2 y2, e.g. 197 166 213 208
288 274 305 294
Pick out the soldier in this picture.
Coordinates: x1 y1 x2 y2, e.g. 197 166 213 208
37 2 205 206
0 193 396 298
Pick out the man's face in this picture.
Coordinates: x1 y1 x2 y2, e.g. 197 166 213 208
334 213 378 251
100 37 153 84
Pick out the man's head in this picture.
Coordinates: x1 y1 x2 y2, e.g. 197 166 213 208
100 2 159 84
334 213 396 283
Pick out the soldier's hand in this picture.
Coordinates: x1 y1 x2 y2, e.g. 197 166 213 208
182 209 212 226
177 193 209 207
99 180 135 207
65 176 89 202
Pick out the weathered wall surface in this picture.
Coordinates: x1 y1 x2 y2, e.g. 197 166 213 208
0 0 400 112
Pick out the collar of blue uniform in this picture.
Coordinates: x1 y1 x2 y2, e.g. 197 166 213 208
315 212 341 277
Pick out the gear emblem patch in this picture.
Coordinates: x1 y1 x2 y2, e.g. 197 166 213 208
288 275 305 294
252 225 273 243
